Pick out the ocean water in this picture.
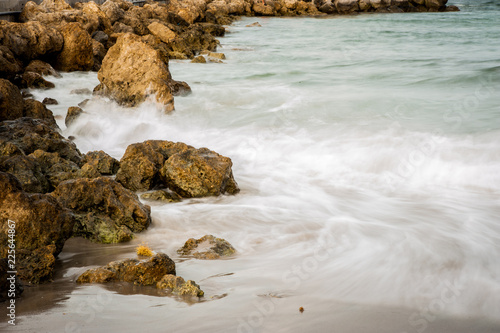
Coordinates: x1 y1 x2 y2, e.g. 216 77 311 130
3 1 500 332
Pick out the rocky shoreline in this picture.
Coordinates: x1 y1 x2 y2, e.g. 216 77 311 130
1 0 458 301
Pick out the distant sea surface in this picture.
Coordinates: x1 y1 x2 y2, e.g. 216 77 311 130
3 1 499 332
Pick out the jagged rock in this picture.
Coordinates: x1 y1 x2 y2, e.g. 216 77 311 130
166 24 219 59
55 22 94 72
160 147 239 198
92 30 109 44
50 177 152 243
148 22 176 44
81 1 113 35
25 60 61 78
112 22 134 34
96 33 174 111
177 235 236 259
65 106 83 127
42 98 58 105
0 118 82 164
82 150 120 175
22 99 58 128
77 253 175 285
0 172 75 283
0 154 49 193
140 190 182 203
0 258 24 302
253 2 275 16
0 46 22 81
101 0 126 25
19 72 55 89
191 55 206 63
0 21 63 62
168 80 192 97
157 275 204 297
0 79 23 121
29 149 81 189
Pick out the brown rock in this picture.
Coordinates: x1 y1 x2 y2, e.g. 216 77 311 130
29 149 81 189
22 99 58 128
25 60 61 78
97 33 174 111
334 0 360 13
92 39 106 71
77 253 175 285
42 97 58 105
191 55 206 63
177 235 236 259
20 72 55 89
50 177 152 243
148 22 177 44
65 106 83 127
82 150 120 175
0 21 63 62
55 22 94 72
425 0 447 9
157 274 204 297
0 154 49 193
168 80 192 97
0 46 22 81
0 79 23 121
101 0 126 25
252 2 275 15
0 172 75 283
140 190 182 203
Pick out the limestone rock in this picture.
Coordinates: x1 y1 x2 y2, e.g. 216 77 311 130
0 154 49 193
191 55 206 63
65 106 83 127
177 235 236 259
157 274 204 297
55 22 94 72
0 172 75 283
140 190 182 203
22 99 58 128
50 177 152 243
82 150 120 175
0 46 22 81
19 72 55 89
25 60 61 78
77 253 175 285
253 2 275 15
0 79 23 121
101 0 126 25
0 21 63 62
148 22 176 44
29 149 81 189
96 33 174 111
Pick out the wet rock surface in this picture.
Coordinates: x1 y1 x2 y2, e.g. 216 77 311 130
177 235 236 259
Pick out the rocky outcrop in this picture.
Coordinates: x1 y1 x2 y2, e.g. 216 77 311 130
115 140 239 198
177 235 236 259
95 33 174 111
50 177 151 243
76 253 175 285
55 23 94 72
0 172 75 283
157 274 204 297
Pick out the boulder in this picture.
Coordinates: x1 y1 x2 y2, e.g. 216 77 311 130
253 2 275 16
55 23 94 72
39 0 71 12
0 79 23 121
65 106 83 127
0 154 49 193
96 33 174 111
425 0 447 9
25 60 61 78
50 177 152 243
140 190 182 203
81 2 113 35
77 253 175 285
92 39 106 71
112 22 135 34
29 149 81 189
160 147 240 198
92 31 109 44
191 55 206 63
157 275 204 297
0 46 22 81
177 235 236 259
19 72 55 89
22 99 58 128
0 21 63 62
166 24 219 59
334 0 359 13
148 22 176 44
82 150 120 175
0 172 75 283
0 118 82 165
42 97 58 105
100 0 126 25
168 80 192 97
370 0 391 9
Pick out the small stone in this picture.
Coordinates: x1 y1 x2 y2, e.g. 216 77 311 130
42 97 58 105
191 55 207 63
177 235 236 260
246 22 262 27
207 52 226 60
156 274 204 297
140 190 182 203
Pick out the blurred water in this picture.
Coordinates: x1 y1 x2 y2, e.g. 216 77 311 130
13 1 500 332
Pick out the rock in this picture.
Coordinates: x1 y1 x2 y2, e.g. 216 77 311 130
425 0 447 10
140 190 182 203
253 2 275 15
177 235 236 259
92 40 106 71
55 23 94 72
208 52 226 60
168 80 192 97
101 0 126 25
319 1 338 13
81 2 113 35
369 0 391 9
0 21 63 62
166 24 219 59
160 147 240 198
92 30 109 44
39 0 71 12
29 149 82 189
112 22 134 34
42 97 58 105
0 79 24 121
0 46 22 81
82 150 120 175
20 72 55 89
65 106 83 127
191 55 206 63
198 23 225 37
0 154 49 193
96 33 174 111
148 22 176 44
50 177 152 243
70 88 92 95
334 0 360 13
22 99 58 128
77 253 175 285
0 172 75 283
0 258 24 302
25 60 61 78
445 5 459 11
157 275 204 297
0 117 82 165
246 22 262 27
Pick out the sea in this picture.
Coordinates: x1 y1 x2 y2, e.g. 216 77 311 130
2 0 499 332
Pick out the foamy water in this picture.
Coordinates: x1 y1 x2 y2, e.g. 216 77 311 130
5 1 500 332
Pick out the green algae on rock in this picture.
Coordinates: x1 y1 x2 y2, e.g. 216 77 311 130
157 274 204 297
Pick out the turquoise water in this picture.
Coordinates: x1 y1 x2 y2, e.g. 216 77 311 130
5 1 500 332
